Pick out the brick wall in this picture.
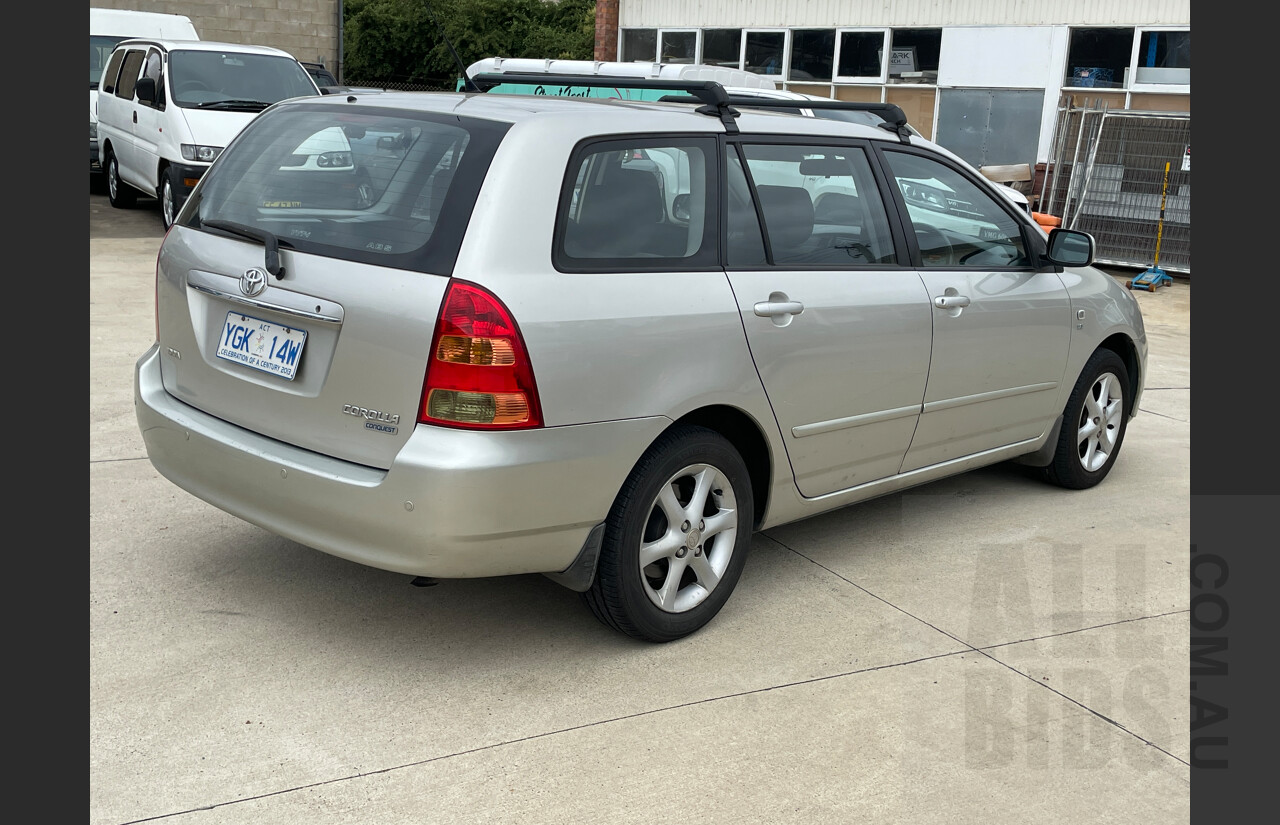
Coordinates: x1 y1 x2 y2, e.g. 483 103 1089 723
92 0 343 79
594 0 618 61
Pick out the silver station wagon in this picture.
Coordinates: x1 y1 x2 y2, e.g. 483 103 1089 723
134 75 1147 642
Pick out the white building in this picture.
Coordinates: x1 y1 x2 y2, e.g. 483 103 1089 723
594 1 1191 172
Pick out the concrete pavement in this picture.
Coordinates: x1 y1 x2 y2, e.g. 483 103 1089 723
90 190 1191 824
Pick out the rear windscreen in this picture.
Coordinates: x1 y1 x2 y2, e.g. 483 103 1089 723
180 106 509 273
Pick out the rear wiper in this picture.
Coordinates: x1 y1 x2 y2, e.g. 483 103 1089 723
195 99 270 111
201 219 289 278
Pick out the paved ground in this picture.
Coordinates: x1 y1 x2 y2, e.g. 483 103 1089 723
90 188 1191 824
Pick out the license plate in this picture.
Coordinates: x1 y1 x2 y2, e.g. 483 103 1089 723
217 311 307 380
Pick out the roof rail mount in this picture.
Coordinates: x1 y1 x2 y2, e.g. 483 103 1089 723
470 72 745 133
658 94 914 144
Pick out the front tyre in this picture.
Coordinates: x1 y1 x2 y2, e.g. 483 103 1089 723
586 425 753 642
160 167 179 230
106 150 136 208
1042 348 1131 490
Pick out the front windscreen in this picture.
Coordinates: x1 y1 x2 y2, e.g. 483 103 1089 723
168 50 318 108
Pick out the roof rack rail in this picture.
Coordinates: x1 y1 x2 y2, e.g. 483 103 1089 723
470 72 744 133
658 94 913 144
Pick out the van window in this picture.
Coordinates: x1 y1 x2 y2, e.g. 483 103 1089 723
557 138 718 271
100 48 125 94
142 49 165 108
91 36 127 88
115 49 146 100
167 50 316 107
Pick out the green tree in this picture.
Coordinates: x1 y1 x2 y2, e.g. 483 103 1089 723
344 0 595 87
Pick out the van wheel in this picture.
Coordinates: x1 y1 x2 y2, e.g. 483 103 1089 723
160 168 179 229
106 151 136 208
1042 348 1131 490
585 425 753 642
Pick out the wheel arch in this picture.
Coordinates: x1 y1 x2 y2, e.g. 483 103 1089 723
1098 332 1141 417
669 405 773 530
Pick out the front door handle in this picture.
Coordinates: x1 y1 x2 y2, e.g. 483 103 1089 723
754 300 805 318
934 295 971 308
132 111 138 124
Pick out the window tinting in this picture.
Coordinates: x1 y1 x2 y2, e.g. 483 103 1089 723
182 107 508 273
661 31 696 64
702 29 742 69
115 49 145 99
790 30 835 82
744 32 785 76
558 139 716 269
92 35 127 87
740 144 896 267
837 31 885 78
621 29 657 62
881 150 1029 268
100 48 125 94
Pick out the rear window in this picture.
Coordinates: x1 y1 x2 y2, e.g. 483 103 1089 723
180 105 509 273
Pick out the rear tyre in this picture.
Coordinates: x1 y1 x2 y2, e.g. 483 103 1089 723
106 151 136 208
1042 348 1131 490
585 425 753 642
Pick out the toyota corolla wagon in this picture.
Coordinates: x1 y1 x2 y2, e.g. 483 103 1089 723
134 75 1146 642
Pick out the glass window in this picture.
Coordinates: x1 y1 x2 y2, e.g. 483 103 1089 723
744 31 786 76
184 107 508 272
1064 28 1132 89
115 49 145 100
91 36 127 87
789 29 835 82
836 30 886 80
142 49 165 108
702 29 742 69
888 29 941 81
620 29 657 62
739 143 896 267
881 150 1029 269
559 139 716 268
168 50 317 107
725 149 766 268
1134 30 1190 85
661 31 696 64
100 48 125 94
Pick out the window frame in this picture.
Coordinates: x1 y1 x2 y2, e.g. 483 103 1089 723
740 29 789 78
1127 26 1190 93
722 133 912 272
833 28 891 84
552 134 722 275
658 29 699 65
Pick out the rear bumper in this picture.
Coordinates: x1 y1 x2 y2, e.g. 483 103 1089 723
134 344 667 579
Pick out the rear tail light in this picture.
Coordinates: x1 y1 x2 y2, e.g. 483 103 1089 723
419 280 543 429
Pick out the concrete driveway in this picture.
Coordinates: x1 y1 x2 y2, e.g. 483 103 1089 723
90 190 1191 824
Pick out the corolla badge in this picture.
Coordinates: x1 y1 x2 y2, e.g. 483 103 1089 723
240 267 268 297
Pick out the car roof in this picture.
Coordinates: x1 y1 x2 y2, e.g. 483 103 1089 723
111 38 295 58
278 89 902 143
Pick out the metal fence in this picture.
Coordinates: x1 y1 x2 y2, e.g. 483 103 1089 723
1038 98 1190 274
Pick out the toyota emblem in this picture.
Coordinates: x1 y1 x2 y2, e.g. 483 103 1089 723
240 267 268 297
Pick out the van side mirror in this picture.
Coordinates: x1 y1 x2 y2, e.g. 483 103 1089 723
1044 228 1095 267
135 77 156 104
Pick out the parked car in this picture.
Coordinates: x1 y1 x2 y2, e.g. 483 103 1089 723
96 39 320 229
134 76 1146 642
91 8 199 175
301 60 386 96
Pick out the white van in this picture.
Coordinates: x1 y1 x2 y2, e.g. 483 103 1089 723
91 8 198 173
97 39 321 229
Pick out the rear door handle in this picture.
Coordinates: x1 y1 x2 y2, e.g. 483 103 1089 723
933 295 971 308
754 300 805 318
132 111 137 124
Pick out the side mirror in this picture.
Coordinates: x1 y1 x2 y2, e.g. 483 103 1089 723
135 77 156 104
672 193 691 222
1044 228 1095 267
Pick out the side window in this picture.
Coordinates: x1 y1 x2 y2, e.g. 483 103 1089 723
101 49 125 95
115 49 145 101
881 150 1030 268
556 138 717 269
142 49 165 108
725 148 766 268
738 143 897 266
